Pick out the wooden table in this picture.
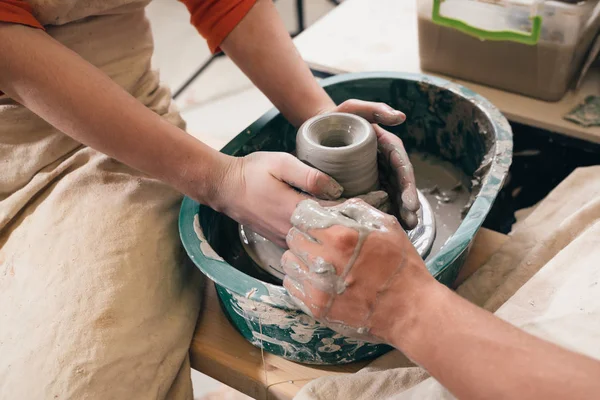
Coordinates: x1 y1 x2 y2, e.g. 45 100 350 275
293 0 600 144
189 228 508 400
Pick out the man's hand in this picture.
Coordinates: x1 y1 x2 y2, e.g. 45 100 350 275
282 199 600 400
281 199 432 342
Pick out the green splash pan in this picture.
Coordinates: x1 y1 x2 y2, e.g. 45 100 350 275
179 72 512 365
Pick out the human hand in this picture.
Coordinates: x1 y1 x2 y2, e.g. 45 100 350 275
213 152 347 247
321 100 419 229
281 198 434 343
212 152 395 248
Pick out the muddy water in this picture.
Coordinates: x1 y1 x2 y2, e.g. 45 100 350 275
409 152 471 259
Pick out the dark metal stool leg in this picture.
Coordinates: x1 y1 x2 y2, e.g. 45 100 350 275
296 0 305 34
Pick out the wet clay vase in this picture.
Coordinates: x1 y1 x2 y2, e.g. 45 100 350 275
179 72 513 365
296 112 378 197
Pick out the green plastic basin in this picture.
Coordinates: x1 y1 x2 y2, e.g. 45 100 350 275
179 72 512 365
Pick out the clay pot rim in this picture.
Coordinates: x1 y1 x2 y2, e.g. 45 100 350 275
179 71 513 310
299 112 374 152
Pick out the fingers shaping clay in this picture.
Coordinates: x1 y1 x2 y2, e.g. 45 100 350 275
240 112 435 281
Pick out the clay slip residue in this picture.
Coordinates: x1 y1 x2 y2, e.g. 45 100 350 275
193 214 224 261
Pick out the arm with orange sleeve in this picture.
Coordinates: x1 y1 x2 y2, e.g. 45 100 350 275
181 0 334 126
0 0 43 28
180 0 405 127
0 0 43 96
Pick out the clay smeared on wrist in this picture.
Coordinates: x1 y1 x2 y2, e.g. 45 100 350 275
284 199 405 342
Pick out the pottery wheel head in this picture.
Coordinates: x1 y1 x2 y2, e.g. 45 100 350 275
239 190 436 282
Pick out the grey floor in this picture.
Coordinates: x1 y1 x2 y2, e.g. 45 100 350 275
146 1 338 398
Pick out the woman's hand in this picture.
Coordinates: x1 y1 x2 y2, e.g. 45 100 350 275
212 152 344 247
281 198 434 343
322 100 420 229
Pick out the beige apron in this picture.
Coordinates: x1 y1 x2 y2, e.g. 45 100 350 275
0 1 202 398
296 167 600 400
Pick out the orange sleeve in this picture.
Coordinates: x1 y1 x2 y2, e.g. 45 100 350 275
0 1 44 96
180 0 257 53
0 0 44 29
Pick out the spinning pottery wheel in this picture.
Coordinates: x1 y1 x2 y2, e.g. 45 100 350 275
239 112 437 282
179 72 512 365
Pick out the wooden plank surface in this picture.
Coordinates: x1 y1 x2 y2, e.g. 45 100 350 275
293 0 600 144
189 227 508 400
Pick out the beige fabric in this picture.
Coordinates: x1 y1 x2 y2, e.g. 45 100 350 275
295 166 600 400
0 1 202 398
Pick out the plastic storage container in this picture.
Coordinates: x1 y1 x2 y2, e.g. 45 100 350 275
417 0 600 101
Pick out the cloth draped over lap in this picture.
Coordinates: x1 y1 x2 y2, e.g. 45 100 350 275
295 166 600 400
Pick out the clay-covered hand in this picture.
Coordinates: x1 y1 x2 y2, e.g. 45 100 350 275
213 152 343 247
325 100 419 229
281 198 433 343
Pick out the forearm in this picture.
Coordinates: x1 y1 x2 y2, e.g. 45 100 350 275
0 24 229 206
391 283 600 399
220 0 334 127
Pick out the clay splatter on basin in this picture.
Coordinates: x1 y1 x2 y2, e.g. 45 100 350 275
179 72 513 365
